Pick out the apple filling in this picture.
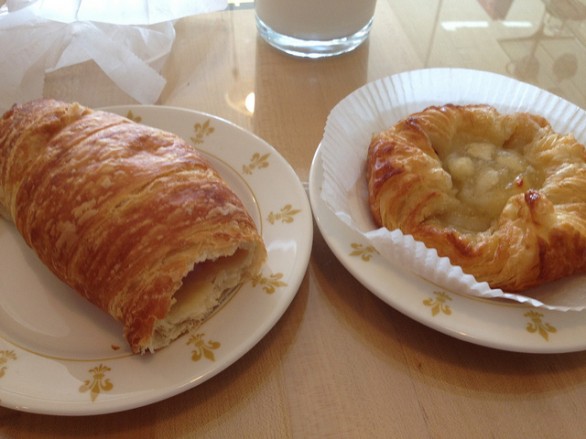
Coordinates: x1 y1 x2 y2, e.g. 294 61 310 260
437 141 543 231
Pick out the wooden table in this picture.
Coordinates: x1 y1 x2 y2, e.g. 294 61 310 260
3 0 586 437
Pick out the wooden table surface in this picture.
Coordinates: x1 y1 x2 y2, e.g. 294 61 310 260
3 0 586 437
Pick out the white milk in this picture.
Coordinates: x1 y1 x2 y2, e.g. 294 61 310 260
256 0 376 44
256 0 376 56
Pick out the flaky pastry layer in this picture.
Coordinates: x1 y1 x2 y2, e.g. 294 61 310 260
0 99 267 353
367 104 586 292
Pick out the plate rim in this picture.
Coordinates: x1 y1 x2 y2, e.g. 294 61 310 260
0 104 313 415
309 67 586 354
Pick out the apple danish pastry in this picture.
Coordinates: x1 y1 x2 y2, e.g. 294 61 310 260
367 104 586 292
0 99 267 353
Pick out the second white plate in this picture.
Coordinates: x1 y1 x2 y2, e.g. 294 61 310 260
309 68 586 354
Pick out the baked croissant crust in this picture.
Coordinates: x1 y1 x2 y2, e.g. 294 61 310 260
367 104 586 292
0 99 267 353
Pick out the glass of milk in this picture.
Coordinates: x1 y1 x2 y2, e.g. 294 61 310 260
255 0 377 58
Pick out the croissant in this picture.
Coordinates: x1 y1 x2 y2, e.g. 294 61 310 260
367 103 586 292
0 99 267 353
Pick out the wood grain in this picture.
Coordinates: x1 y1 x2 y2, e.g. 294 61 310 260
4 1 586 437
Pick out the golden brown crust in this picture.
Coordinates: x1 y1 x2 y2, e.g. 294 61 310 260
367 104 586 292
0 99 266 353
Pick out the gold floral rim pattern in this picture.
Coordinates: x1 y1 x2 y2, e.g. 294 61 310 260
0 106 311 414
56 111 298 404
188 333 221 362
347 240 559 342
308 70 586 354
79 364 113 402
0 350 16 379
71 112 296 403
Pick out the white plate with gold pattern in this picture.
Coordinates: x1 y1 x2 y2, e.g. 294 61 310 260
309 68 586 354
0 105 312 415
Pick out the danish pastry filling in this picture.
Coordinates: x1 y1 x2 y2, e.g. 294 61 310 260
440 141 543 231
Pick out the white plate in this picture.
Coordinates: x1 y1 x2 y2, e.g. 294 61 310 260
0 105 312 415
309 68 586 354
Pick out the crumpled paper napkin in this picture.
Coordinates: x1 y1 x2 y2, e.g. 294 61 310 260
0 0 227 113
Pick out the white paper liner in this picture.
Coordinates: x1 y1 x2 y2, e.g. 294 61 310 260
321 67 586 312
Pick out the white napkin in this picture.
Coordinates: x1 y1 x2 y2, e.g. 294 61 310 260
0 0 228 113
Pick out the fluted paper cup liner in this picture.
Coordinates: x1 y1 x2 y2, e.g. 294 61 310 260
320 68 586 312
